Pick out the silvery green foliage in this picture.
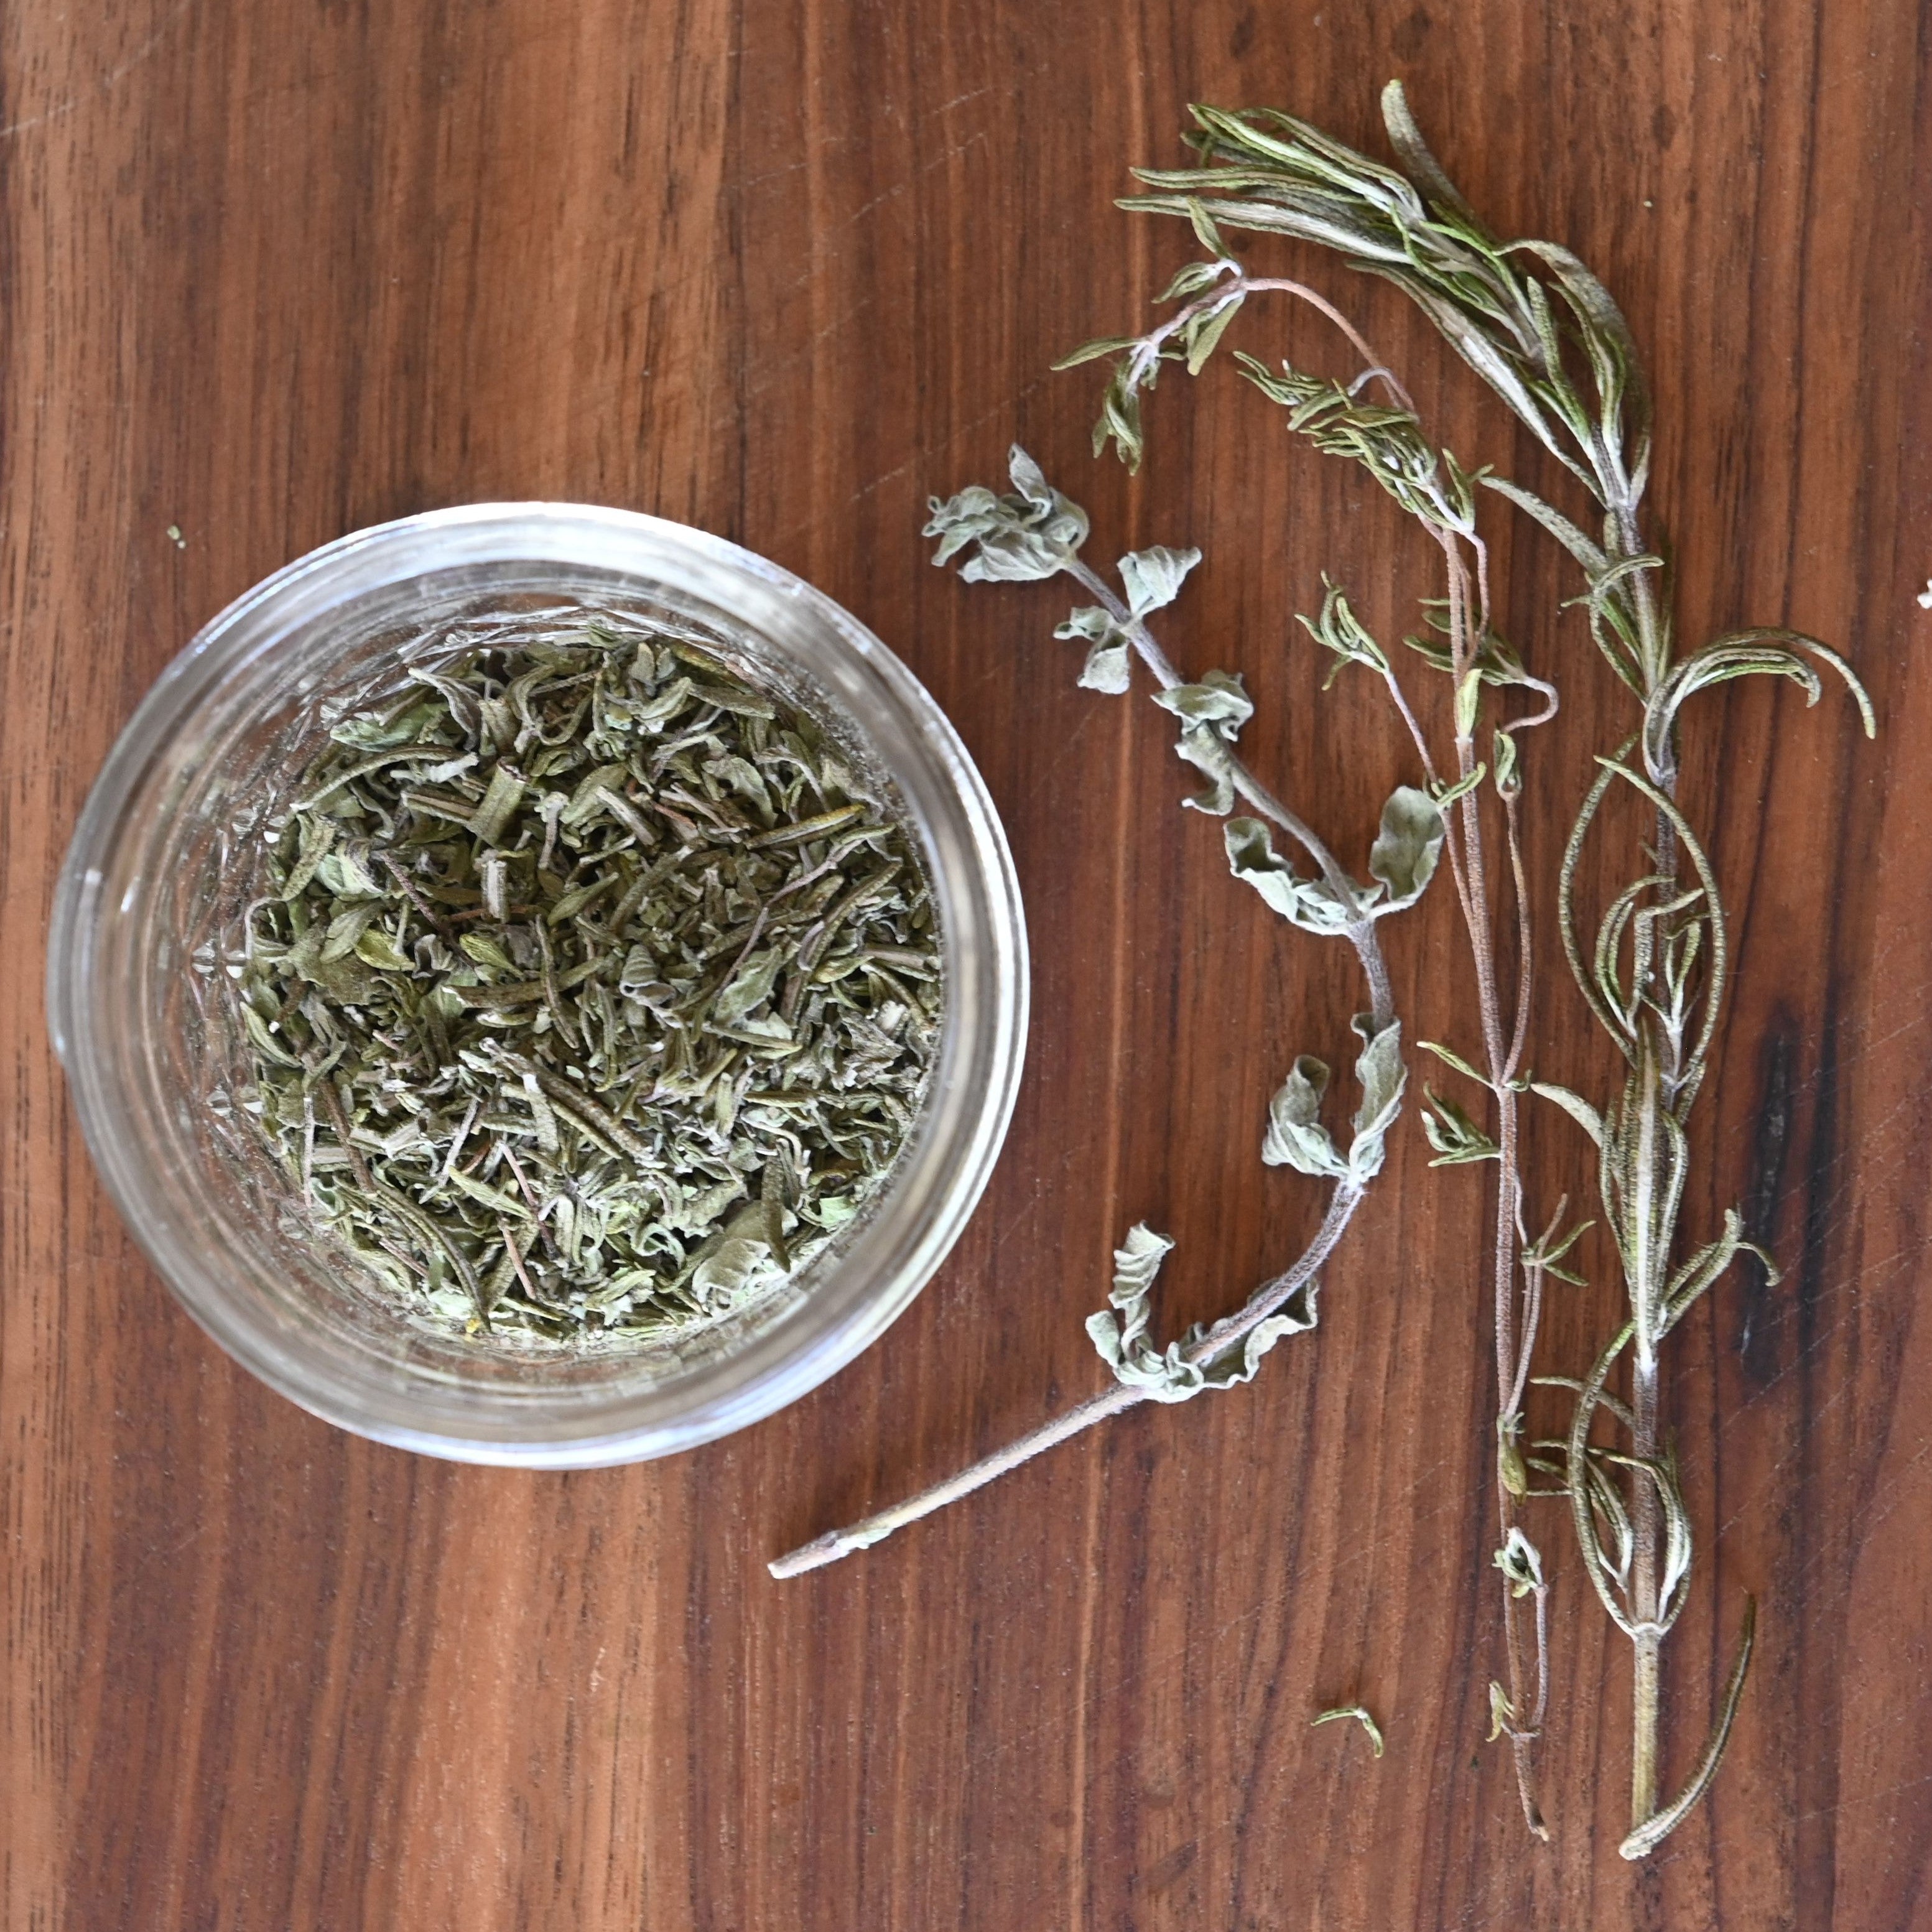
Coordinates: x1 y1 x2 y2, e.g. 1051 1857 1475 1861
1421 1087 1501 1166
236 615 940 1345
764 445 1445 1587
1118 93 1664 691
1225 817 1355 934
1638 627 1874 780
1494 1528 1545 1600
1233 357 1480 536
1224 786 1442 932
1299 577 1390 687
1347 1013 1407 1182
1118 86 1877 755
1097 79 1879 1855
924 446 1090 584
917 447 1429 1441
1120 543 1202 615
1311 1704 1386 1758
1152 671 1254 814
1054 606 1135 693
926 453 1213 711
1368 786 1446 908
1086 1224 1317 1403
1051 547 1201 695
1261 1014 1405 1185
1262 1056 1344 1176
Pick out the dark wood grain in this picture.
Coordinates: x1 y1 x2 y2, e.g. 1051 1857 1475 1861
2 2 1928 1926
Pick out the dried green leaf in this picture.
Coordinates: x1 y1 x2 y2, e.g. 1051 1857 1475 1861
1296 576 1389 687
1224 817 1357 934
714 947 784 1026
1347 1013 1406 1183
1055 605 1136 694
1094 363 1148 469
1051 335 1140 369
1263 1056 1347 1177
1159 671 1253 815
1367 786 1446 911
1493 1526 1546 1599
1430 764 1486 810
1487 1681 1517 1744
1087 1224 1314 1403
1454 667 1482 737
923 447 1090 581
1172 728 1237 814
1156 259 1228 303
1421 1087 1499 1166
1186 195 1227 254
237 613 940 1350
690 1234 778 1309
1085 1225 1194 1400
1642 629 1876 780
1530 1080 1605 1148
1185 295 1244 374
1419 1038 1490 1089
1312 1705 1385 1758
1151 667 1252 729
1492 728 1520 798
1120 545 1204 618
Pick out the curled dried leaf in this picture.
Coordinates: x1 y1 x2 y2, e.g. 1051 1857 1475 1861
1312 1705 1386 1758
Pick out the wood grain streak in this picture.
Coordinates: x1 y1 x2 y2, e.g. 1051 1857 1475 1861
1 1 1928 1926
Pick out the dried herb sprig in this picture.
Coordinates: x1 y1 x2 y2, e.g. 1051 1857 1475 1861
1070 151 1567 1839
768 450 1444 1578
235 608 940 1342
1100 84 1874 1853
1249 373 1567 1839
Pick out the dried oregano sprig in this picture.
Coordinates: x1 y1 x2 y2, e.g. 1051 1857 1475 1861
767 448 1444 1578
235 608 939 1343
1100 83 1872 1854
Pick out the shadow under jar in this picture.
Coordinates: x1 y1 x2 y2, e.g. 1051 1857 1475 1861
48 504 1028 1466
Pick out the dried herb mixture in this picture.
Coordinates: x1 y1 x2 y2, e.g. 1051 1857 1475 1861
233 606 941 1344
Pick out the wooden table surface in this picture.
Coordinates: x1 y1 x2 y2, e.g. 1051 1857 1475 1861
4 2 1929 1927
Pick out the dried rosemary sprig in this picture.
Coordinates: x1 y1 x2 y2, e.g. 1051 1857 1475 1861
1094 83 1873 1854
233 607 940 1342
768 449 1444 1578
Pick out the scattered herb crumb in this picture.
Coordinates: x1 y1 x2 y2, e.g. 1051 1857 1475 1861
1312 1705 1385 1758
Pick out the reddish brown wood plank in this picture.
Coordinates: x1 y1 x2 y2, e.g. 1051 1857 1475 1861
2 1 1928 1926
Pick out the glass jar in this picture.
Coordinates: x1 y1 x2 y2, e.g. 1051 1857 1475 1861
47 504 1028 1465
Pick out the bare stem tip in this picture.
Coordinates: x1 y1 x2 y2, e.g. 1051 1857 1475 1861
768 1524 886 1580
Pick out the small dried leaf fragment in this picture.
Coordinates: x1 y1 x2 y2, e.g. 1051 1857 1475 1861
1312 1705 1385 1758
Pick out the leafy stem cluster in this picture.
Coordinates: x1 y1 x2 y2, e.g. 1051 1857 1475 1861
771 85 1874 1865
768 451 1446 1579
1089 81 1870 1854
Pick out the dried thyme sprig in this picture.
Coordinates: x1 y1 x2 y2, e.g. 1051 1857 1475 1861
234 610 940 1342
1072 226 1567 1832
768 448 1444 1579
1108 83 1874 1854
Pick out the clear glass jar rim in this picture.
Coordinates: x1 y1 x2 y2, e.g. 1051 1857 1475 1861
47 503 1029 1464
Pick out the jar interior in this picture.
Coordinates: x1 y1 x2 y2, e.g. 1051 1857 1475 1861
110 557 957 1428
